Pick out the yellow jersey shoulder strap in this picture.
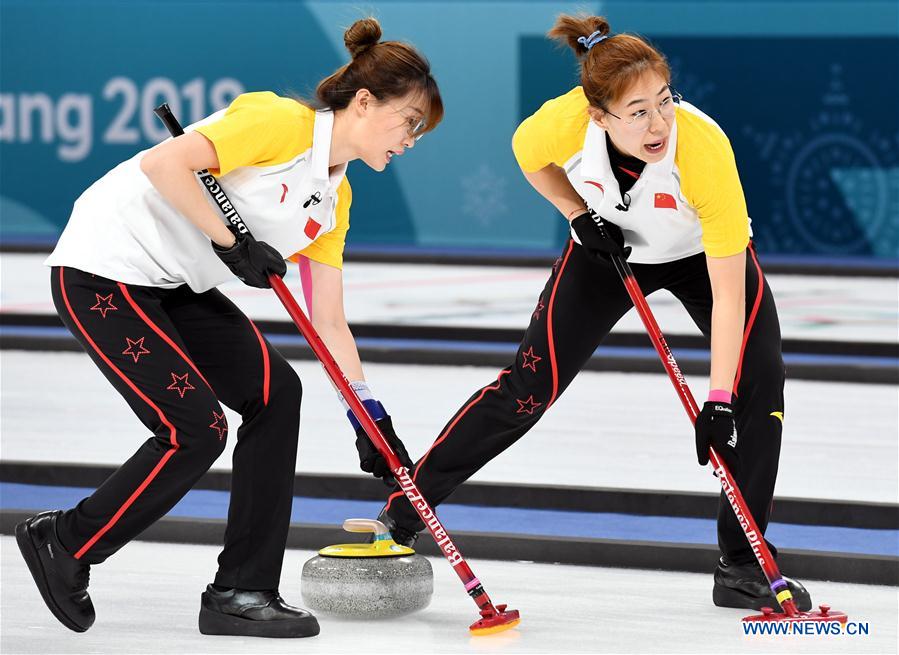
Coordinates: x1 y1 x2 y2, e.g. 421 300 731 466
195 92 315 176
675 105 750 257
512 86 590 173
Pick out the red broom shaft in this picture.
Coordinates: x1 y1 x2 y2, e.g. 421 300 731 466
617 261 698 421
152 102 509 625
707 447 794 613
610 257 796 615
268 276 493 608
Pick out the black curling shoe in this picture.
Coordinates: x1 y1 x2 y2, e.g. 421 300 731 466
199 586 320 638
713 557 812 611
15 510 95 632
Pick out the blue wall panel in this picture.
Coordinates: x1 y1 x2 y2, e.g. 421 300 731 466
1 1 896 260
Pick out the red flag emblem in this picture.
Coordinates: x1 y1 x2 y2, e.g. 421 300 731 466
654 192 677 209
304 217 322 240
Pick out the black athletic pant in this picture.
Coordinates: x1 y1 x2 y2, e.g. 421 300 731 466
385 241 785 565
50 267 302 589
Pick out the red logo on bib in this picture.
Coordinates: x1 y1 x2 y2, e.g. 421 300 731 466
304 217 322 240
585 180 604 193
654 192 676 209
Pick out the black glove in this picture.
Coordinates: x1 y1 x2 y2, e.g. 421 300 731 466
695 400 739 476
212 229 287 288
355 414 415 486
570 211 632 262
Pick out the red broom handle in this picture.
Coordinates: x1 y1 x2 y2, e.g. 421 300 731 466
608 254 799 616
267 276 499 612
151 103 506 618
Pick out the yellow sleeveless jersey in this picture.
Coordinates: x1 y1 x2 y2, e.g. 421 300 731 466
512 86 750 261
48 92 351 291
195 92 351 269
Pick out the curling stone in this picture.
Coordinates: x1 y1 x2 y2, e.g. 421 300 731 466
301 518 432 618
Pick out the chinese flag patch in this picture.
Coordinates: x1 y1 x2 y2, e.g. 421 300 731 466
654 192 677 209
304 217 322 240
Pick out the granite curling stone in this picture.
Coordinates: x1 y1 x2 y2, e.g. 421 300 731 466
301 518 433 618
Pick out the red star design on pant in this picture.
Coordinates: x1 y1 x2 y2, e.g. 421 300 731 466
122 337 151 363
521 346 542 372
166 372 196 398
516 395 542 415
532 300 545 320
90 293 118 318
209 411 228 440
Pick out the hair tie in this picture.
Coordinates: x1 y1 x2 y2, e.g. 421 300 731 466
577 30 609 51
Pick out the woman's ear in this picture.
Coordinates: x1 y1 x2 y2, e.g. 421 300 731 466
353 88 372 116
588 106 608 130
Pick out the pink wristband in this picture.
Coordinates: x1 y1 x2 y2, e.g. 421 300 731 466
708 389 732 403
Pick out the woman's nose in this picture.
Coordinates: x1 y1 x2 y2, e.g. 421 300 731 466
648 110 667 133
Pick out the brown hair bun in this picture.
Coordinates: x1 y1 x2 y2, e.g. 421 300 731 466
344 17 382 58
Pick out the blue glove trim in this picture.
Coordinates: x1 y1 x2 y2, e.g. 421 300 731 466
348 398 387 432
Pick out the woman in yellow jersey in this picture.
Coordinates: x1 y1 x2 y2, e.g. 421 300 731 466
17 18 441 638
379 14 810 612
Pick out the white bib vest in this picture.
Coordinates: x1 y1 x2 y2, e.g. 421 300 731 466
568 103 725 264
46 110 346 292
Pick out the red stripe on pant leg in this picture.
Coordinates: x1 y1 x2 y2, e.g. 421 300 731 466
384 369 511 511
732 246 765 396
117 282 214 392
58 268 180 559
546 241 574 408
76 448 178 559
249 320 270 406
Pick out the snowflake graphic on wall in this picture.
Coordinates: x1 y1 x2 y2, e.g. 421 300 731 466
460 163 508 227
